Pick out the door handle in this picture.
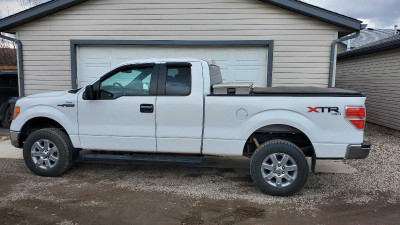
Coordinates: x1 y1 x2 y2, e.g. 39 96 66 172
140 104 154 113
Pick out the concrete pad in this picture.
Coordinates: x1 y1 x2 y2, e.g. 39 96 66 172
0 140 22 159
313 159 357 174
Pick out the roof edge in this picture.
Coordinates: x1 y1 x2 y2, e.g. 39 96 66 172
0 0 362 32
259 0 362 31
0 0 89 32
338 37 400 59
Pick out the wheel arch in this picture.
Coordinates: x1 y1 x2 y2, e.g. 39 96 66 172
243 122 315 158
242 109 317 142
18 116 69 147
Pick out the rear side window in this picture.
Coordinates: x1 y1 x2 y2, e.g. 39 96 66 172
165 66 191 96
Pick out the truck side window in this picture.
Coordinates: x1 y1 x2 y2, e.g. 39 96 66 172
99 67 153 99
165 66 191 96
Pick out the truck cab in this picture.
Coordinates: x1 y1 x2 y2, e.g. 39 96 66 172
78 60 204 154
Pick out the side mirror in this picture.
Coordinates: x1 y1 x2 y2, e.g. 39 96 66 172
84 85 96 100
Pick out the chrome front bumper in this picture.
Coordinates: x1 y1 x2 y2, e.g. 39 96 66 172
345 140 371 159
10 131 21 148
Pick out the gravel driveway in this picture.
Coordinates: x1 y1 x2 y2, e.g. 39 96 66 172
0 123 399 224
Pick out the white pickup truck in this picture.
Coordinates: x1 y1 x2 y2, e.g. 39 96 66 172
10 59 370 196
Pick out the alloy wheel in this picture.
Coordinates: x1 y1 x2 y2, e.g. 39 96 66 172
260 153 298 188
31 139 59 169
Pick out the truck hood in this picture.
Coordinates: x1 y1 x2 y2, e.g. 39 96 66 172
25 91 70 99
16 90 78 111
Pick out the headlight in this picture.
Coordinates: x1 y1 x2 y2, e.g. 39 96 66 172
13 106 20 120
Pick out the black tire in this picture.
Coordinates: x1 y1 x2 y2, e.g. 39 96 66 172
250 139 309 196
23 128 73 177
1 106 12 128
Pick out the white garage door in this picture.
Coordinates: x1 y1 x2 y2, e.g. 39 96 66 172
77 45 268 88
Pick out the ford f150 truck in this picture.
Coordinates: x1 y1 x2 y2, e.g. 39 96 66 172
10 59 371 196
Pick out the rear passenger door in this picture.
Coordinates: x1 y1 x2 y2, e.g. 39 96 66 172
155 62 204 153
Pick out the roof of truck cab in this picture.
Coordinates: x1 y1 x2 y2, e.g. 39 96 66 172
112 58 206 66
127 58 202 62
158 58 207 63
104 58 206 74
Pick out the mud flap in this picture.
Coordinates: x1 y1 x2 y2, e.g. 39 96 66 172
311 151 316 174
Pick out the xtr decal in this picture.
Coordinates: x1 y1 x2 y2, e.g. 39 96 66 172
307 107 341 115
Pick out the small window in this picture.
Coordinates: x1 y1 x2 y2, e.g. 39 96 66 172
165 66 191 96
99 67 153 99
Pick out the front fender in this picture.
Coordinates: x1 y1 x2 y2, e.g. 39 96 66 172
10 105 78 136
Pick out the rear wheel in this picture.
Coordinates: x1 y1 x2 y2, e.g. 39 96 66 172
250 139 308 196
23 128 73 177
1 106 12 128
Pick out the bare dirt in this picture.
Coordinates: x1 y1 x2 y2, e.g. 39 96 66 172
0 160 399 225
0 123 399 224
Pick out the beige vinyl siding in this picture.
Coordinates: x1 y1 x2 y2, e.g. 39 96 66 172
12 0 344 95
336 48 400 130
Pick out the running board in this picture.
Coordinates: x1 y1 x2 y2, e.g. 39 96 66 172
81 153 204 164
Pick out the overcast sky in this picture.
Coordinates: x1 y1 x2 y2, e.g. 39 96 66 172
0 0 49 18
1 0 399 29
302 0 400 29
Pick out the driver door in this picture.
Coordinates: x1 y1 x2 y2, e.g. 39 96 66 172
77 64 158 152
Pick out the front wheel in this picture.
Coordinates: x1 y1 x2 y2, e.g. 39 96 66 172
23 128 73 177
250 139 309 196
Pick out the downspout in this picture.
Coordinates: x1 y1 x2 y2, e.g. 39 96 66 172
0 34 25 96
329 31 361 88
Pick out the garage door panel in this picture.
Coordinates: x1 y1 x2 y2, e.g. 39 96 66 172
235 69 261 81
169 47 203 58
80 47 110 63
77 45 268 88
78 64 110 87
219 68 230 83
86 49 109 60
197 48 229 61
234 49 265 62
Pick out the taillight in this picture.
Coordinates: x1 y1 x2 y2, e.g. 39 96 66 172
345 107 366 130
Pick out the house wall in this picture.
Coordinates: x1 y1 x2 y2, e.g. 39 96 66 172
336 48 400 130
11 0 343 95
337 44 347 54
